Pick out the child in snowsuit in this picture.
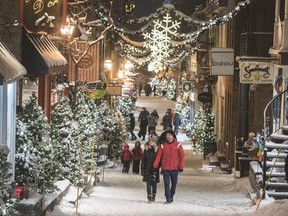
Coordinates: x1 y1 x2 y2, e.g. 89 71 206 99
132 141 143 174
141 136 160 203
121 144 132 174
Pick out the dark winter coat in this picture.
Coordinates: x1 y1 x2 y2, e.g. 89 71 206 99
173 113 181 128
129 114 136 131
141 145 160 183
162 113 171 130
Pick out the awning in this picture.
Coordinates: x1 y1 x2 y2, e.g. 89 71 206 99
0 40 27 85
22 32 68 75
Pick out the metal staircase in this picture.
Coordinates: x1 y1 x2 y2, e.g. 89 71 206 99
263 89 288 199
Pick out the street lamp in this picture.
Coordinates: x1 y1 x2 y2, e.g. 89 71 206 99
104 59 113 70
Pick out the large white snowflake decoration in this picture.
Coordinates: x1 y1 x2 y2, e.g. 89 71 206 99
143 13 180 72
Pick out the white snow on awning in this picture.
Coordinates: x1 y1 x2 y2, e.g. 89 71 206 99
0 40 27 85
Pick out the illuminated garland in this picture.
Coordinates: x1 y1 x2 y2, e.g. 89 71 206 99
95 0 252 69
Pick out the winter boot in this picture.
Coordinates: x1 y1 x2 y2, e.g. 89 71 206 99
147 195 153 203
151 194 156 202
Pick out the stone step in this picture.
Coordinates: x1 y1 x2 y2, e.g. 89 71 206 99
266 152 287 158
266 161 285 168
266 182 288 188
270 133 288 143
266 191 288 199
265 172 286 177
265 141 288 149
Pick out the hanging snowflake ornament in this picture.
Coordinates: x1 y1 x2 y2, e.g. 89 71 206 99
143 13 180 72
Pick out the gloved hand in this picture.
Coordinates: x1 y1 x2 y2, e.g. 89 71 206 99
178 169 183 173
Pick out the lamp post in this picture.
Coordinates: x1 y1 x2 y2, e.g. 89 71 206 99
104 59 113 108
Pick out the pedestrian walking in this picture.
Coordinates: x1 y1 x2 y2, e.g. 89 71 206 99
147 114 157 136
151 109 159 120
121 144 132 174
138 107 149 140
138 83 143 96
162 112 171 131
141 136 160 203
132 141 143 174
144 83 152 96
129 113 137 140
173 112 181 135
153 130 185 204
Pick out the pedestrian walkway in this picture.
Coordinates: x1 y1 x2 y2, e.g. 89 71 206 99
47 95 255 216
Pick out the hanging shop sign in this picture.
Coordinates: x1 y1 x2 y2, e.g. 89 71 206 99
239 62 274 84
204 75 218 86
210 48 234 76
182 81 193 93
78 53 94 70
107 84 122 96
198 92 212 103
19 0 67 34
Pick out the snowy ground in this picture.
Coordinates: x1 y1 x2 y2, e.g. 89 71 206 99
46 95 288 216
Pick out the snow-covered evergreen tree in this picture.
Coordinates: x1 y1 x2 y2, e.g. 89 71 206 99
174 96 192 133
205 107 215 142
17 93 57 193
190 106 206 154
0 148 19 216
155 78 168 96
118 96 133 130
73 91 96 184
15 118 35 187
51 96 79 184
94 101 126 160
166 79 176 100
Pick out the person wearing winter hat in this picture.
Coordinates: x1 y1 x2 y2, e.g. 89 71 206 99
121 144 132 174
141 137 160 203
153 130 185 204
159 127 177 144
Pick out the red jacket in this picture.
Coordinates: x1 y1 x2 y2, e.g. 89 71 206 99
153 140 184 171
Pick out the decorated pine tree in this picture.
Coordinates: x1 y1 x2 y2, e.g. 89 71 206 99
94 101 126 160
155 78 168 96
118 96 133 129
73 91 96 184
205 107 215 142
174 96 192 133
0 147 19 216
50 96 79 184
166 79 176 100
17 93 57 194
190 106 206 154
109 110 128 159
15 118 35 187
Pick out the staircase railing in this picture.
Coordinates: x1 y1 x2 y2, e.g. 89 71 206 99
263 89 288 197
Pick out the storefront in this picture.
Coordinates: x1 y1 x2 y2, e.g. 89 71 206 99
21 32 68 120
0 40 27 180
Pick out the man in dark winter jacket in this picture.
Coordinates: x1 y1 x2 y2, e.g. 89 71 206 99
153 130 185 204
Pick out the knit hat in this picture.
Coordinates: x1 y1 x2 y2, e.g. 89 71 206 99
165 130 174 136
123 143 129 149
148 135 158 143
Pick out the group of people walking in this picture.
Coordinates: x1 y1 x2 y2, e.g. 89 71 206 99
129 107 181 142
121 129 185 204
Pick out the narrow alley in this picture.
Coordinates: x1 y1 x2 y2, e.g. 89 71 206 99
47 95 255 216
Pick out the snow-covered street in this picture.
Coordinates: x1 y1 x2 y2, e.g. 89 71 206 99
46 96 288 216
